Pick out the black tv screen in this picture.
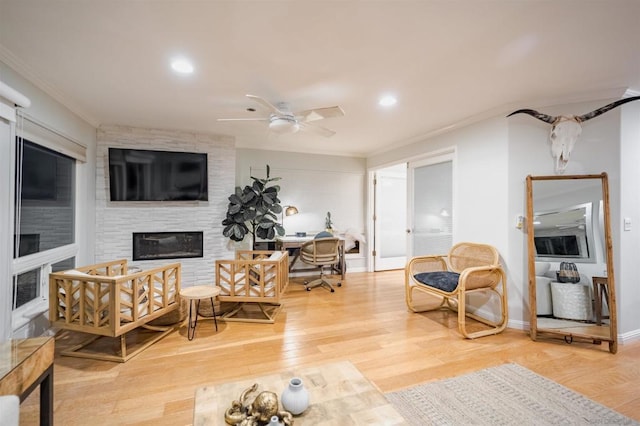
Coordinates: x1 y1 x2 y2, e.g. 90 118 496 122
534 235 580 257
108 148 208 201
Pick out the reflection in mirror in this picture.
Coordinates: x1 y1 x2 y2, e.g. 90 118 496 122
526 174 617 353
534 202 595 263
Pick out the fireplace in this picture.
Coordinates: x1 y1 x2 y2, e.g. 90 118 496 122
133 231 203 261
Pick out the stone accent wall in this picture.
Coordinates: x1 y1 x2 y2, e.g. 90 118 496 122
95 125 235 287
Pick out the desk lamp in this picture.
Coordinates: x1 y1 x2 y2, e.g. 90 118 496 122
281 205 299 226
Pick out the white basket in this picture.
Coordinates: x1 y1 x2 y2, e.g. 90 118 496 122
550 282 593 321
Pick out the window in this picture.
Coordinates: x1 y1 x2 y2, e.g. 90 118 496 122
13 268 40 310
15 141 75 255
12 135 77 329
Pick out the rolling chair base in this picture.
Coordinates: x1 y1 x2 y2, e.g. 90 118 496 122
304 277 342 292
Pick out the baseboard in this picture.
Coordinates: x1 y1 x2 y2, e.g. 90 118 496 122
508 318 528 331
619 328 640 344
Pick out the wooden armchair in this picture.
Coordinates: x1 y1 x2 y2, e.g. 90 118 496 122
405 242 507 339
49 259 181 362
215 250 289 323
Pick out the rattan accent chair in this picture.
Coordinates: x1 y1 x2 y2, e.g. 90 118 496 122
405 242 508 338
300 237 342 292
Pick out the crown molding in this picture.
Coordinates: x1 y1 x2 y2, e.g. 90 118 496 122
370 87 630 158
0 44 100 127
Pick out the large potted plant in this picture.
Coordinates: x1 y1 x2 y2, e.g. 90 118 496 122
222 165 285 249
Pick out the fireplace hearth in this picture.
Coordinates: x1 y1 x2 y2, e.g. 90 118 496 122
133 231 203 261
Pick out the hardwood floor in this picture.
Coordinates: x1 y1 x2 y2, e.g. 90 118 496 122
19 270 640 425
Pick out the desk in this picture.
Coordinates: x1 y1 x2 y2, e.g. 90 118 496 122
275 236 346 280
193 361 406 425
0 336 54 426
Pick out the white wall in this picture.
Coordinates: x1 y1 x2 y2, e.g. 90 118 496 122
620 101 640 338
236 149 368 271
0 60 96 339
95 125 235 287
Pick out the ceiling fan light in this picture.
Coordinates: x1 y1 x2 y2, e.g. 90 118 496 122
269 117 299 134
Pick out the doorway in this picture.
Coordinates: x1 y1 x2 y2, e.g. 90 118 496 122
370 152 454 271
373 164 407 271
407 155 453 257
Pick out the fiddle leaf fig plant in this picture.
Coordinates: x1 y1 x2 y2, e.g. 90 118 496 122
222 165 285 248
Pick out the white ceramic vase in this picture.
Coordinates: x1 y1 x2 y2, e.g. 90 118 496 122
281 377 309 415
267 415 282 426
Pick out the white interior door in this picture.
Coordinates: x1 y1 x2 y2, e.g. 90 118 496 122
408 155 453 257
373 164 407 271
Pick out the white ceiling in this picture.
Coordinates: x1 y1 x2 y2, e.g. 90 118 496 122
1 1 639 158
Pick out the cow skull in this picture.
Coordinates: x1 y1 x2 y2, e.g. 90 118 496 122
507 96 640 174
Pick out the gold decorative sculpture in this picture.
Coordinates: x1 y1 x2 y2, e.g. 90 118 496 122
225 383 294 426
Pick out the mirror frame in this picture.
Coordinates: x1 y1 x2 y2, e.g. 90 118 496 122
526 173 617 353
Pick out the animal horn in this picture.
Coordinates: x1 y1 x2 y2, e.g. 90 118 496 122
506 109 557 124
576 95 640 122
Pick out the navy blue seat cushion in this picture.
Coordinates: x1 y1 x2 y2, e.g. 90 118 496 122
413 271 460 292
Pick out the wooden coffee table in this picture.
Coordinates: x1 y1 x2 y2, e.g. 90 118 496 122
193 361 407 425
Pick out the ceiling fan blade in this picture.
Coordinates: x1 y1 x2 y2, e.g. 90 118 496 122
217 118 268 122
299 121 336 137
298 106 345 122
246 94 286 115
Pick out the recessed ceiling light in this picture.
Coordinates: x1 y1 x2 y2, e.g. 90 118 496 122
379 95 397 107
171 58 194 74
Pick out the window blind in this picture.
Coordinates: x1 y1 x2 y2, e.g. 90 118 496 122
16 111 87 162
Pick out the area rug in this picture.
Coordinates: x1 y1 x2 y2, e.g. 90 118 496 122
385 363 638 425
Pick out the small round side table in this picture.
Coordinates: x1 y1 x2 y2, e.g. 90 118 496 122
180 285 220 340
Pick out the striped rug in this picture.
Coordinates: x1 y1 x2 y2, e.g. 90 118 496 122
385 363 638 425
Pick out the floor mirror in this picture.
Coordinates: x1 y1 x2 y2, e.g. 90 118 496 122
526 173 617 353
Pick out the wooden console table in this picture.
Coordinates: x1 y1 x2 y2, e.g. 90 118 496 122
193 361 406 425
0 336 54 425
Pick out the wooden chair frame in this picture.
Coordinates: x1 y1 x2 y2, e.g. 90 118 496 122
215 250 289 323
49 259 181 362
405 242 508 339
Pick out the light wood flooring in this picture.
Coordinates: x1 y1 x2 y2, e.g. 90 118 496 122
19 270 640 425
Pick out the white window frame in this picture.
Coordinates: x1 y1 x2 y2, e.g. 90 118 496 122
11 246 78 330
11 114 84 332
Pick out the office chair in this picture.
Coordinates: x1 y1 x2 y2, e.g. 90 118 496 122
299 237 341 292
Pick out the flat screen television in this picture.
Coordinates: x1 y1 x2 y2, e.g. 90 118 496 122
534 235 580 257
108 148 208 201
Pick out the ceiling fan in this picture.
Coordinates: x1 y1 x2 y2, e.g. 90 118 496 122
217 94 344 137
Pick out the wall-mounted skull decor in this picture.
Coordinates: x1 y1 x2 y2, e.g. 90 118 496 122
508 95 640 173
